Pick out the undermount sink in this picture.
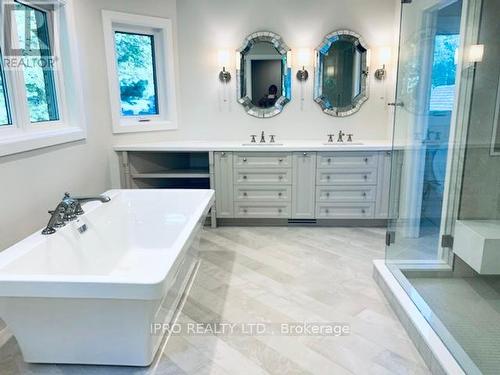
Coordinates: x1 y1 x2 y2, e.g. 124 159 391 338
322 142 364 146
242 143 284 146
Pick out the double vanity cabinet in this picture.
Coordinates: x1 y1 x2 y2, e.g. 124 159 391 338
115 142 395 226
215 150 391 222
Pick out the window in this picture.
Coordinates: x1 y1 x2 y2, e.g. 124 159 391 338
15 2 59 123
429 34 460 113
102 11 177 133
0 51 11 126
0 0 86 157
114 31 159 116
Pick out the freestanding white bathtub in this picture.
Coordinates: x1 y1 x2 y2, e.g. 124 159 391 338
0 189 214 366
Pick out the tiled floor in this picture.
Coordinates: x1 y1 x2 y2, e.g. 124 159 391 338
0 227 429 374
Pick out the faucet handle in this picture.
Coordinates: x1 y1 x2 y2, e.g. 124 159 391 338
269 135 276 143
347 134 353 142
327 134 334 143
250 135 257 143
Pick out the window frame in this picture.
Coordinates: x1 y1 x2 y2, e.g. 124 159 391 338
0 0 86 157
102 11 178 134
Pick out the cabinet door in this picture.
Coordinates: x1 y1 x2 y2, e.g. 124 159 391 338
292 152 317 219
214 152 234 218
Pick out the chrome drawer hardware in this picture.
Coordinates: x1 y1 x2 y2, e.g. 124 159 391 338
364 157 369 163
279 175 283 180
362 192 367 197
278 192 282 197
243 192 248 196
221 152 225 156
243 158 247 162
243 175 247 179
243 209 248 213
327 158 332 163
325 209 330 214
278 158 283 162
361 209 366 214
278 209 282 213
363 175 368 180
303 152 308 156
326 192 330 197
326 175 331 180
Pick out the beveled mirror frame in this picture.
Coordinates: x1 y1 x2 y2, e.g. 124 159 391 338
314 30 369 117
236 31 292 118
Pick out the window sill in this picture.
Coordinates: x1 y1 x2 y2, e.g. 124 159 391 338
0 127 86 157
112 120 177 134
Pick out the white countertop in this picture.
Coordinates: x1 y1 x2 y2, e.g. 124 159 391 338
113 140 393 152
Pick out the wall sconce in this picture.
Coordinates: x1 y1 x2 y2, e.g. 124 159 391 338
468 44 484 63
374 47 391 80
217 50 231 83
296 48 311 81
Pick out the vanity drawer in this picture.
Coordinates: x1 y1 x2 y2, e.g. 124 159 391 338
235 202 291 218
316 185 377 202
234 152 292 168
316 169 377 185
234 169 292 185
316 203 375 219
317 152 378 169
234 185 291 202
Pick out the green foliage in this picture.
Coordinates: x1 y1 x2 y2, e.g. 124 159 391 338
115 32 158 116
432 34 460 88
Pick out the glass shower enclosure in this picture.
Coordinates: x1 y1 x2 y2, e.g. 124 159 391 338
386 0 500 373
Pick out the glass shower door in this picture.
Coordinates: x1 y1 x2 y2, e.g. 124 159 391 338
386 0 462 266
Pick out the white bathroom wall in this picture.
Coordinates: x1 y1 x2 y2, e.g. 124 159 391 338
163 0 398 143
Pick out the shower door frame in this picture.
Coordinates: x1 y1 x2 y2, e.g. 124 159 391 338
438 0 482 265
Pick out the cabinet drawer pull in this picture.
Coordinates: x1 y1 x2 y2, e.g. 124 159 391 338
243 192 248 196
326 192 330 197
364 157 369 163
279 175 283 180
278 208 282 213
303 152 308 156
278 158 283 162
361 209 366 214
326 175 331 180
363 175 368 180
362 192 367 197
327 158 332 163
221 152 226 156
243 209 248 213
243 158 247 162
243 175 247 179
325 209 330 214
278 192 283 197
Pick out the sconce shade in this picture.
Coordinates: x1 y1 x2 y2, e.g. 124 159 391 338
217 49 230 67
468 44 484 63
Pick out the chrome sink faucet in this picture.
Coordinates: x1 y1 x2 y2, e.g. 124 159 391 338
337 130 345 143
42 193 111 235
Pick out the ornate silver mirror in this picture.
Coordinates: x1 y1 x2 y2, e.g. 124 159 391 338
314 30 369 117
236 31 292 118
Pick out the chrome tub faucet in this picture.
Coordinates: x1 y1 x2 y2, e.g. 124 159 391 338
42 193 111 235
